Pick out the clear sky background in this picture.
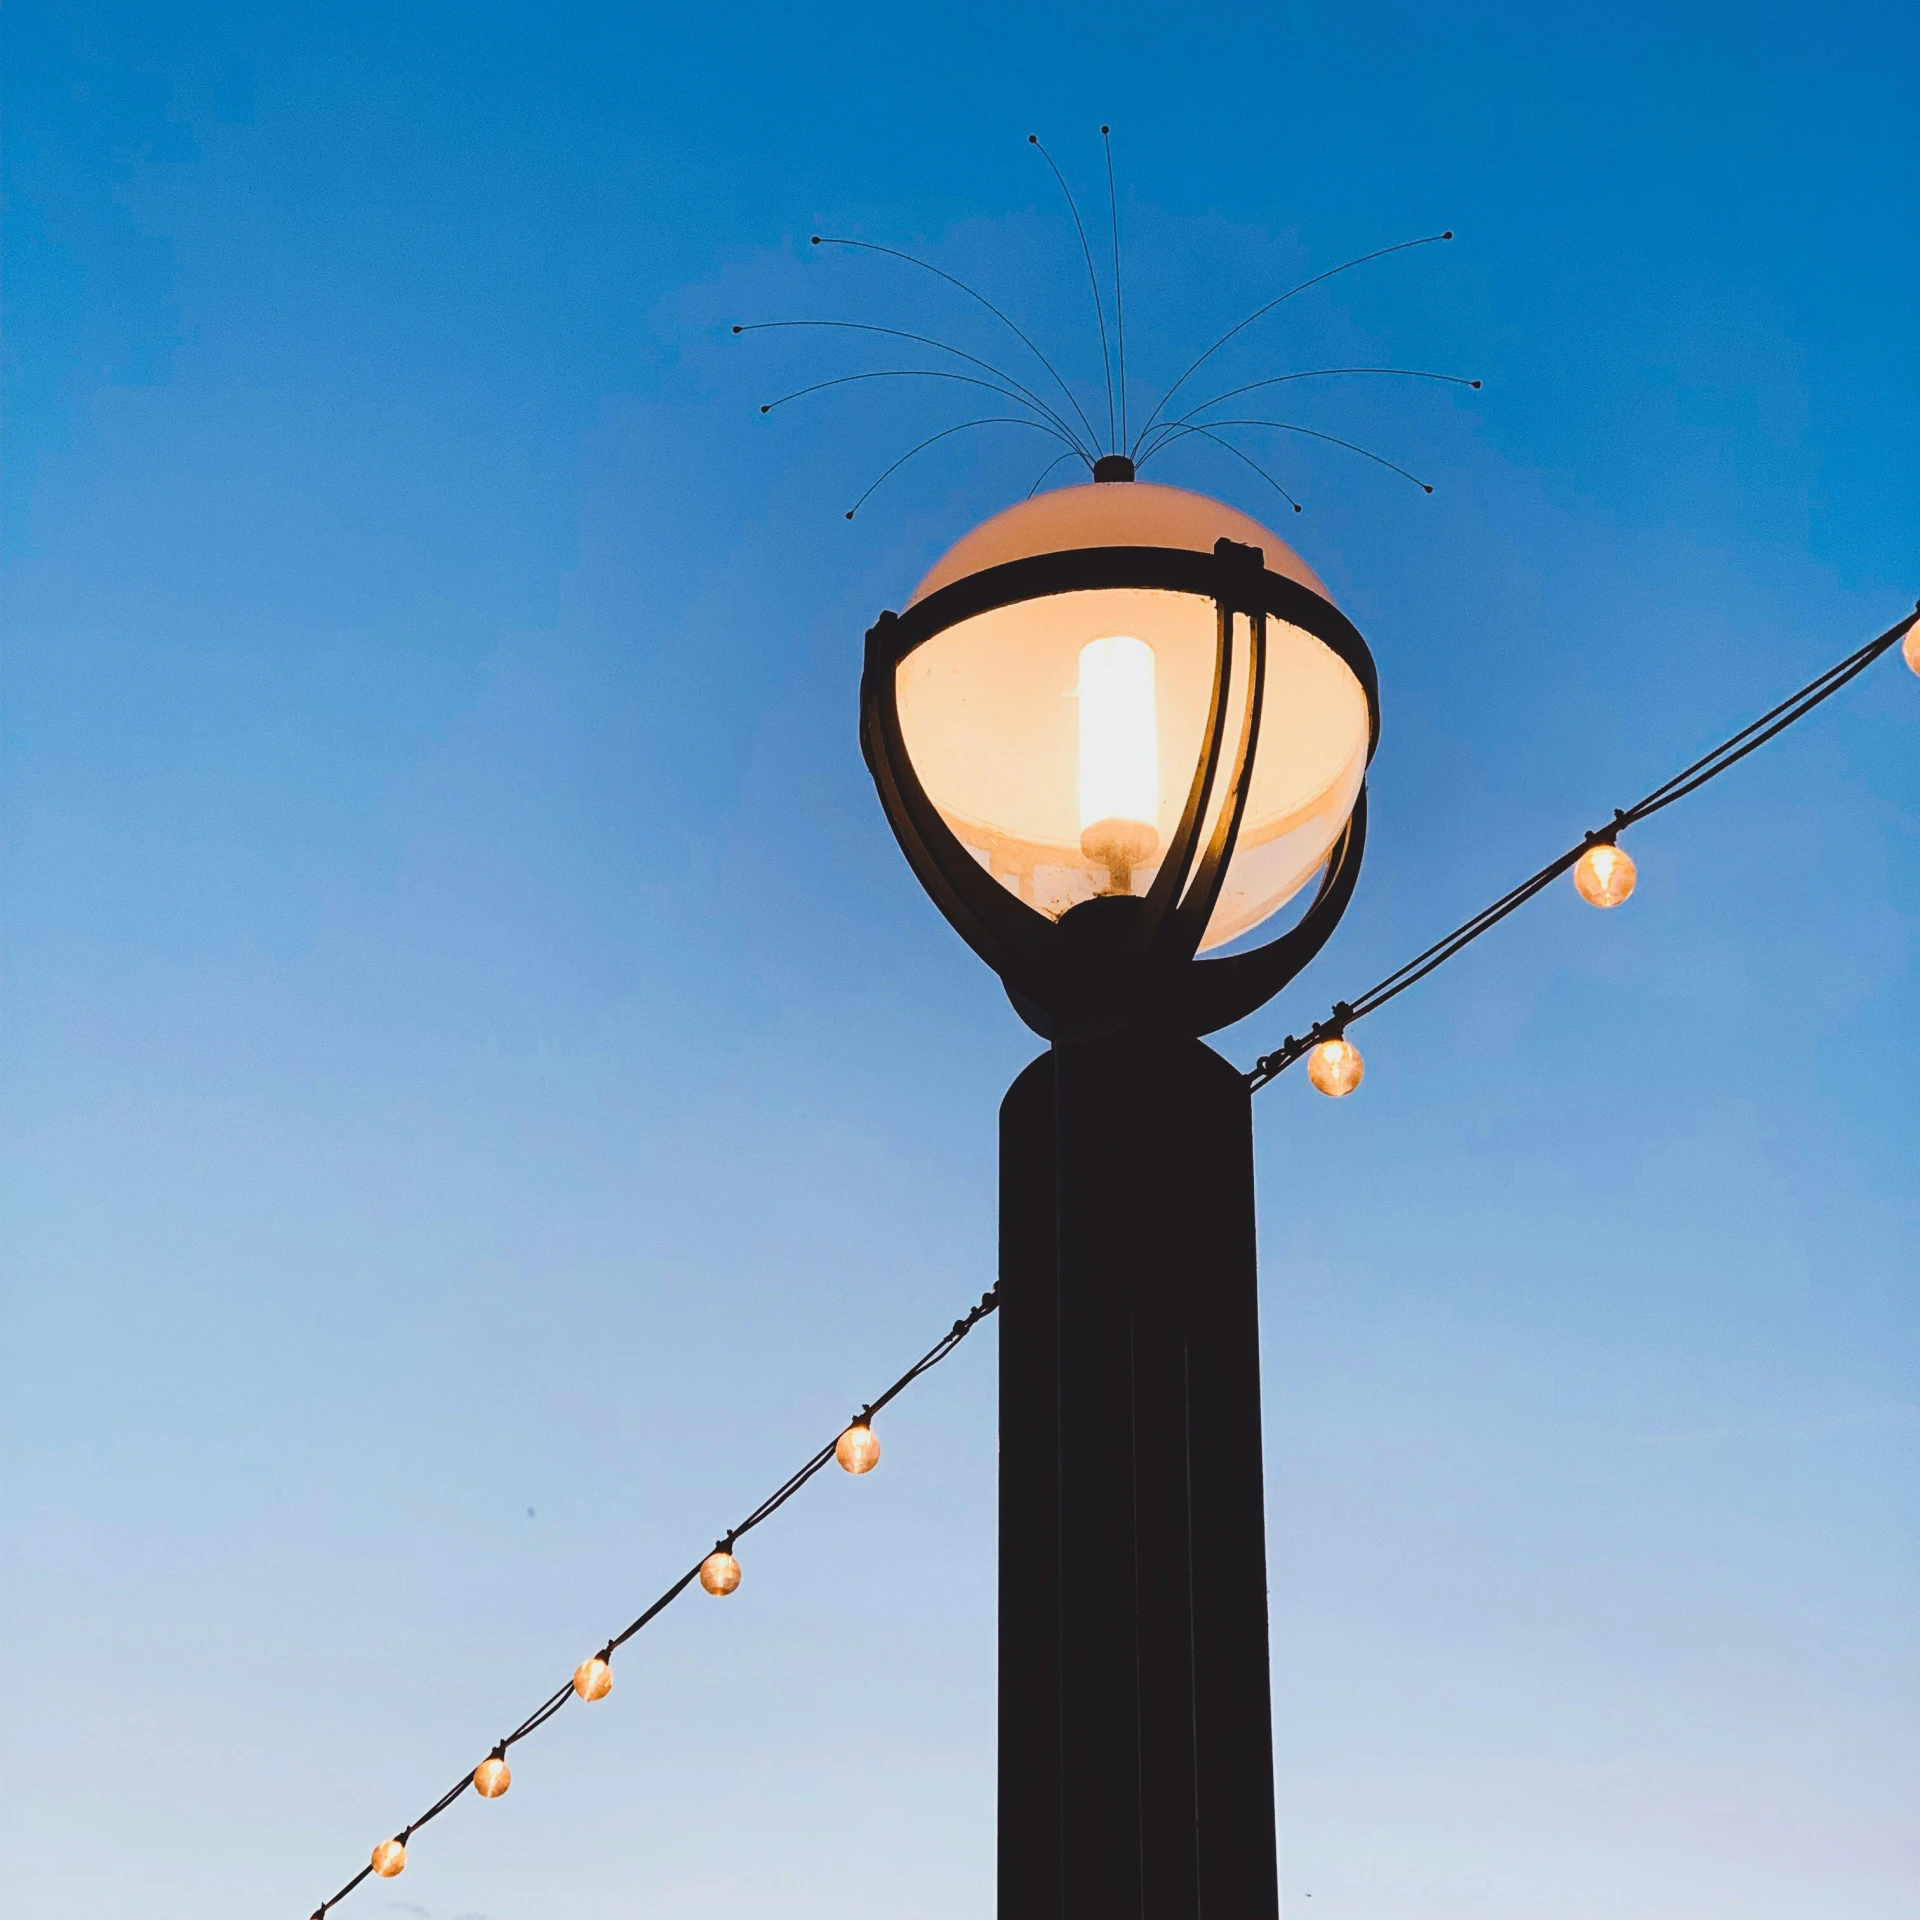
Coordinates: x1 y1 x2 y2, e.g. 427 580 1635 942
3 4 1916 1917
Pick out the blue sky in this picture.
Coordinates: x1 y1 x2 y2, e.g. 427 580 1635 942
2 4 1915 1917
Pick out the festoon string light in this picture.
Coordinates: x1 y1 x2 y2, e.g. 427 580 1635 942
301 1291 998 1918
1253 605 1920 1096
302 603 1915 1915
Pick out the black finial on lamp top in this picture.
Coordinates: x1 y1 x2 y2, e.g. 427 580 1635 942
1092 453 1135 482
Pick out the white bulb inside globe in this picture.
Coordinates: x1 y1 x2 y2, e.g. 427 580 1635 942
1077 634 1160 892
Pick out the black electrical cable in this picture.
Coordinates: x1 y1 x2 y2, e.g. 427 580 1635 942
1246 605 1919 1092
305 1288 1000 1917
300 603 1916 1910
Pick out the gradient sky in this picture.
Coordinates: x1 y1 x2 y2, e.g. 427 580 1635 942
3 5 1916 1918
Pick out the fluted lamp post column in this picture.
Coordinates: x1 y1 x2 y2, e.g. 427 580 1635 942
860 467 1380 1920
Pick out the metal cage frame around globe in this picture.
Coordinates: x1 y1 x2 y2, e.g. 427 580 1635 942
860 534 1381 1038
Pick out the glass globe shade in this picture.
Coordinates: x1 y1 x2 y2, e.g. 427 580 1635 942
572 1656 613 1702
371 1839 406 1878
836 1422 881 1474
1573 841 1636 908
1903 623 1920 676
1306 1036 1364 1097
700 1549 742 1596
895 483 1371 950
474 1756 511 1798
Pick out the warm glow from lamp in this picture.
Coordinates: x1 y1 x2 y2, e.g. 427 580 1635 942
1077 634 1160 892
894 482 1372 948
1306 1037 1364 1097
700 1549 742 1596
836 1422 881 1474
371 1839 406 1878
1573 841 1636 908
572 1656 612 1702
474 1755 511 1798
1903 623 1920 676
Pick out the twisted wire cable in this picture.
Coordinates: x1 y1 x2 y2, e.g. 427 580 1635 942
299 603 1919 1910
1246 606 1920 1091
305 1289 1000 1916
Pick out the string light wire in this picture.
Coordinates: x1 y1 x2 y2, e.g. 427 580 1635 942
303 1289 1000 1917
299 604 1918 1911
1246 605 1920 1091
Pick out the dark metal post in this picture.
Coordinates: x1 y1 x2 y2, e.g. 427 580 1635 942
999 1032 1279 1920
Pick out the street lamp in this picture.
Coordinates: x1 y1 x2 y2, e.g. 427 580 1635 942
861 466 1380 1920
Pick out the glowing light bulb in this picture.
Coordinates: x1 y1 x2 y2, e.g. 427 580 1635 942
572 1656 612 1702
371 1839 406 1878
1903 622 1920 676
1573 841 1636 908
836 1421 881 1474
1306 1036 1364 1097
474 1755 511 1798
700 1549 742 1596
1077 635 1160 893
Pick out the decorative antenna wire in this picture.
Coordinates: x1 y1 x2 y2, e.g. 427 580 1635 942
736 320 1092 456
810 235 1103 453
1028 449 1085 498
1145 418 1433 493
1130 231 1454 456
1102 125 1128 453
845 418 1084 519
758 367 1086 451
1028 134 1116 453
1137 366 1481 461
1169 424 1304 512
736 144 1472 525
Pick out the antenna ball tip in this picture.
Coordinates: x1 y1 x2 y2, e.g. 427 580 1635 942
1292 503 1303 513
1423 485 1434 494
731 325 742 334
844 510 855 520
1443 230 1455 240
1471 379 1482 388
759 404 771 414
1028 134 1038 143
810 234 821 244
1101 123 1110 133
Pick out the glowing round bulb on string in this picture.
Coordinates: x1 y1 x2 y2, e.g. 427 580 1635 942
1903 622 1920 677
836 1421 881 1474
371 1839 406 1878
1573 840 1636 908
700 1548 742 1596
474 1754 511 1798
1306 1036 1364 1098
572 1655 612 1702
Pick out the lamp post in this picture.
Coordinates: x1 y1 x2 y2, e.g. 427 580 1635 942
861 465 1380 1920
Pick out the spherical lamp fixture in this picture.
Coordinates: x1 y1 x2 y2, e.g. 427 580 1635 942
1573 840 1636 908
371 1839 406 1879
474 1753 511 1798
1903 621 1920 677
861 478 1379 1038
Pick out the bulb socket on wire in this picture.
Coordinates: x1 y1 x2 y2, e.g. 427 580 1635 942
1305 1004 1364 1097
474 1746 511 1798
1573 820 1636 908
701 1541 742 1596
836 1415 881 1474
